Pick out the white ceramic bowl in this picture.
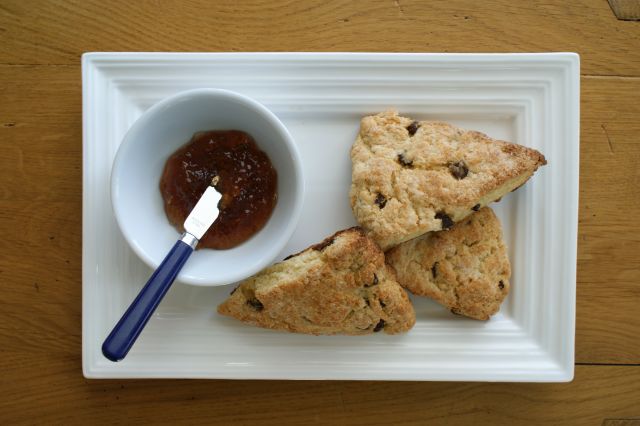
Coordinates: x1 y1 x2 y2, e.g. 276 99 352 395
111 89 304 286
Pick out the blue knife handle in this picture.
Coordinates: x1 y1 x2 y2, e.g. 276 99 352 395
102 239 194 362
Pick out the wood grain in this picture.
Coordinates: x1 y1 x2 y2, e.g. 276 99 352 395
0 360 639 425
0 0 639 76
1 1 640 424
577 76 640 364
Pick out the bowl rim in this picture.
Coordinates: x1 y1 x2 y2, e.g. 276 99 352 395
110 88 305 286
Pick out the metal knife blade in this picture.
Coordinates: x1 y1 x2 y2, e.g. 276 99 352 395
183 176 222 241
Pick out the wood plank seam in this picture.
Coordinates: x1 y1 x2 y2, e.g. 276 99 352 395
608 0 640 20
576 363 640 366
601 419 640 426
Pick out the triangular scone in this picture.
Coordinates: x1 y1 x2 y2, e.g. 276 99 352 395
350 111 546 250
386 207 510 320
217 227 415 335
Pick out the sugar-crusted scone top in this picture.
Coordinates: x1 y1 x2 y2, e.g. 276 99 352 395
387 207 511 320
349 111 547 250
217 227 416 335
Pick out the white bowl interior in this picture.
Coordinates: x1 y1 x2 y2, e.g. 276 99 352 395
111 90 303 285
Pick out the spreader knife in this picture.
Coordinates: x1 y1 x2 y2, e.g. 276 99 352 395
102 177 222 362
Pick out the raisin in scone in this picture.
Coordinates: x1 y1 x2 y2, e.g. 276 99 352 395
217 227 415 335
386 207 510 320
350 111 546 250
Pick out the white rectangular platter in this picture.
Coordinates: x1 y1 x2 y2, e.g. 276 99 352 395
82 52 579 381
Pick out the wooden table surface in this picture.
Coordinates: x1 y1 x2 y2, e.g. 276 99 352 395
1 0 639 424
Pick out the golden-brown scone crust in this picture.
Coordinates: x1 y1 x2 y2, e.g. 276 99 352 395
350 111 546 250
387 208 511 320
218 227 416 334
